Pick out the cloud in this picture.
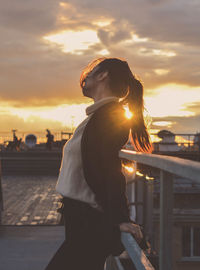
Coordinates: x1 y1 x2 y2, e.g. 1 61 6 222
0 102 89 133
0 0 58 35
152 114 200 133
0 0 199 116
185 102 200 114
70 0 200 46
0 113 65 132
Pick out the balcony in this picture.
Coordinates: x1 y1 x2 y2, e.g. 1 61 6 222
0 150 200 270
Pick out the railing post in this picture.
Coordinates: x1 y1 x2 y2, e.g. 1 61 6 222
144 180 154 246
159 170 174 270
136 178 144 225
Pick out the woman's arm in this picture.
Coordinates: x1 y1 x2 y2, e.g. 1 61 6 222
81 102 131 224
81 102 143 254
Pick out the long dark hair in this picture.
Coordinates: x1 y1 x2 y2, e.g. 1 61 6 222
80 57 152 153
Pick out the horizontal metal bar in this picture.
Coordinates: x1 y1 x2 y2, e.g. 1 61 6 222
0 157 59 161
119 149 200 182
150 133 196 136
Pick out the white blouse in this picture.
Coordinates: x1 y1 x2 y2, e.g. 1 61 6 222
55 96 119 209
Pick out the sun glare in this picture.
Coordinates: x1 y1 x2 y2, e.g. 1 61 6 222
122 165 135 174
6 103 89 130
43 30 100 54
145 84 200 118
1 84 199 133
124 106 133 119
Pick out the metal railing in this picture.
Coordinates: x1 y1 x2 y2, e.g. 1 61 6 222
106 149 200 270
106 232 155 270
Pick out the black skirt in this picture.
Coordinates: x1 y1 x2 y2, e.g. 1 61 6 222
45 197 124 270
62 197 125 256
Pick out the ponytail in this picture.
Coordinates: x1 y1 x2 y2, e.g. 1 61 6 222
119 72 152 153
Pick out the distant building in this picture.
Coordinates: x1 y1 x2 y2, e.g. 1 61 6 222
193 133 200 151
155 130 182 152
153 175 200 270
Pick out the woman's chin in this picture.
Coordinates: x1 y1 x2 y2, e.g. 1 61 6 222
82 87 92 98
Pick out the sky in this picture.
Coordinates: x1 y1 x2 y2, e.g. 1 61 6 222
0 0 200 136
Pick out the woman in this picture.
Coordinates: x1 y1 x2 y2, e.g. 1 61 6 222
45 58 152 270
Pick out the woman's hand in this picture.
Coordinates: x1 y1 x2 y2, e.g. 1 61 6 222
119 222 143 242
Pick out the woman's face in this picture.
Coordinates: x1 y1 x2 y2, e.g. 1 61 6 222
81 65 100 98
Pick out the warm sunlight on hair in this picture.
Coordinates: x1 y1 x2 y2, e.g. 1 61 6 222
123 105 133 119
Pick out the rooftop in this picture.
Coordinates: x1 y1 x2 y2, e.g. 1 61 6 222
0 225 64 270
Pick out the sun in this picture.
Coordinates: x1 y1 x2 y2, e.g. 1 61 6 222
123 105 133 119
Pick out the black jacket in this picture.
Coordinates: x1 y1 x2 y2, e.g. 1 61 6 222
81 100 132 255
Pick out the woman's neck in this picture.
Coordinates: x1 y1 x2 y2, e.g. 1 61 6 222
92 86 115 103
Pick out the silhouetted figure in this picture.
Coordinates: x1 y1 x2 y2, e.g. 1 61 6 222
6 130 22 151
13 134 18 143
46 129 54 150
16 138 22 151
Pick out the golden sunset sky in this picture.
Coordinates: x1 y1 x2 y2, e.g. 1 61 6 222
0 0 200 135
